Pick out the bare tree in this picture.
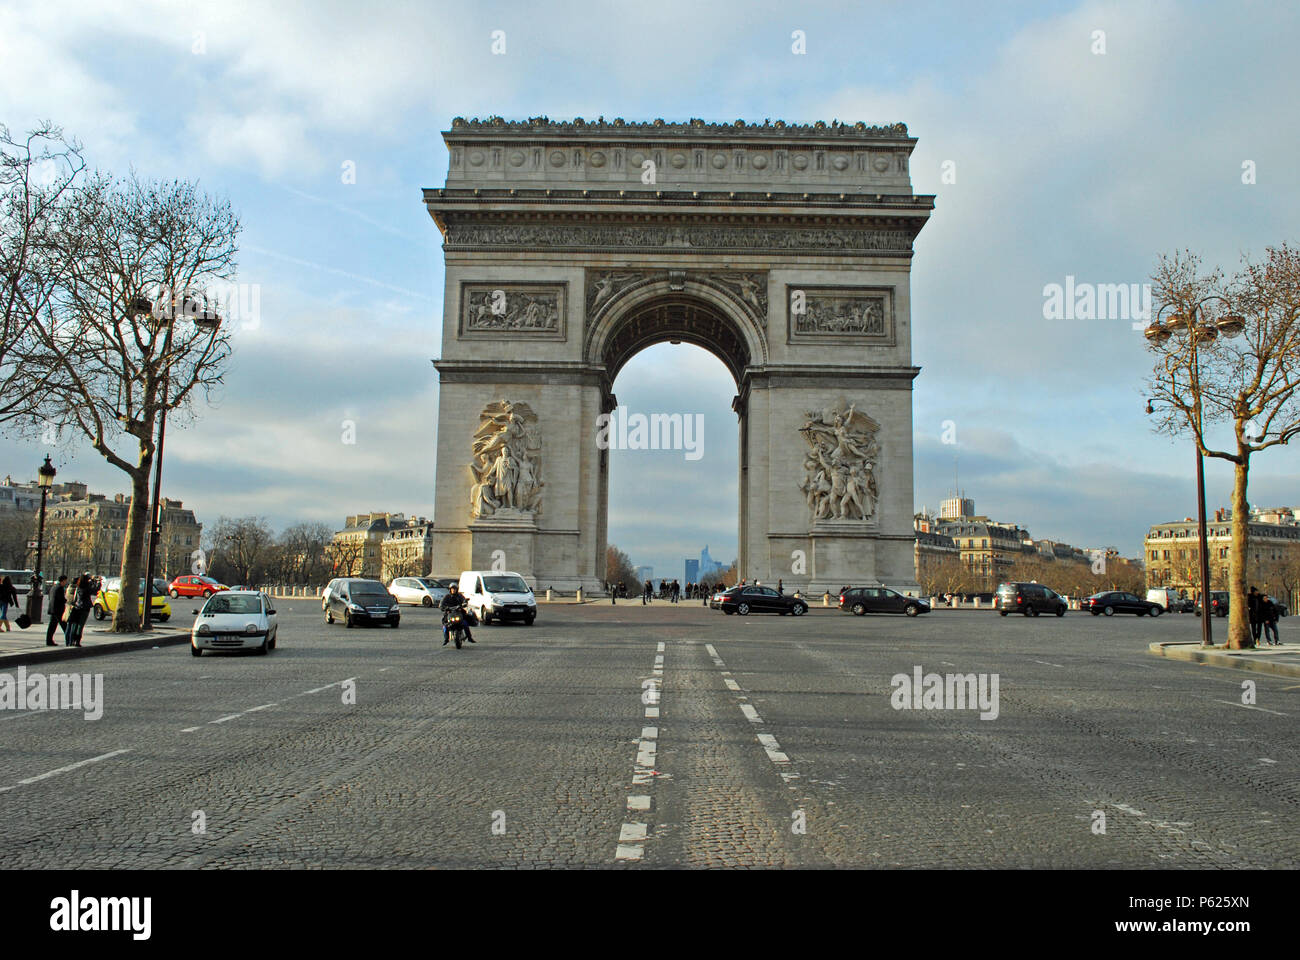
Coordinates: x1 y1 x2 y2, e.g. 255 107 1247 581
1146 246 1300 647
210 516 275 585
0 123 85 425
278 522 333 584
326 538 364 579
604 543 638 592
11 169 239 630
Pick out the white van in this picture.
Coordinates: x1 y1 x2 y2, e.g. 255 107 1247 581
1145 587 1184 612
458 570 537 626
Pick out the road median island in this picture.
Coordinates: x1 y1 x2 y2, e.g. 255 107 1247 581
0 627 192 668
1148 640 1300 678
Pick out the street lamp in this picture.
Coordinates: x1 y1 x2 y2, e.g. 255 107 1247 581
128 291 222 629
1144 294 1244 648
25 456 57 624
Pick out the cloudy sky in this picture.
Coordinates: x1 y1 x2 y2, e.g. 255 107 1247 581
2 0 1298 581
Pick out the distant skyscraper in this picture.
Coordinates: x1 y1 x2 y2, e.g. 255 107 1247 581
685 558 700 583
699 544 725 579
634 565 654 585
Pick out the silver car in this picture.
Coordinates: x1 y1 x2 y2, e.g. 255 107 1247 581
388 576 449 607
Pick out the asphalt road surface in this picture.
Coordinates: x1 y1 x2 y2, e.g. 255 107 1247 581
0 601 1295 868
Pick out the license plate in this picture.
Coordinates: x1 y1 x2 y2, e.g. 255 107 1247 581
510 607 523 613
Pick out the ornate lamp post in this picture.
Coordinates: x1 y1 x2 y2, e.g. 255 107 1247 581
127 292 222 629
1144 295 1245 648
25 455 57 623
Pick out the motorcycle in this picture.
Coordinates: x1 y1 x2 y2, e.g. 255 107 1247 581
444 608 468 649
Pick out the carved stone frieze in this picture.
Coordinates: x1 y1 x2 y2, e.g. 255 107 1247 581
470 400 543 520
446 222 913 254
799 401 880 524
459 283 567 340
786 285 895 344
584 269 768 330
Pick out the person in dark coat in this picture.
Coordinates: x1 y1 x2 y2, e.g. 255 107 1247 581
0 575 18 632
1248 586 1263 644
46 574 68 646
1262 594 1281 645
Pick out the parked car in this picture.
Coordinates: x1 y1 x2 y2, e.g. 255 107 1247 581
1081 591 1163 617
324 578 400 628
716 584 810 616
838 586 929 617
458 570 537 625
190 590 278 656
168 574 229 599
996 582 1067 618
388 576 449 607
1194 591 1230 618
94 577 171 622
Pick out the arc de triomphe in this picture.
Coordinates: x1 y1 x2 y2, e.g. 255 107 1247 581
425 116 933 595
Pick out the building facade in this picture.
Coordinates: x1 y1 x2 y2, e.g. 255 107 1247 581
40 490 201 578
1144 507 1300 603
330 512 404 580
381 518 435 582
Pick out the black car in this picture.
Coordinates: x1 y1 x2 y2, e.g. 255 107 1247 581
1081 591 1162 617
996 582 1066 617
838 586 930 617
1194 591 1229 618
324 578 400 628
716 585 809 616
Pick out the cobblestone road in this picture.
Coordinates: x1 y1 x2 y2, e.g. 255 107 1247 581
0 602 1295 868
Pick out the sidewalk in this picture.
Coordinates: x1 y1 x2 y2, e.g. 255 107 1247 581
0 620 190 668
1148 640 1300 678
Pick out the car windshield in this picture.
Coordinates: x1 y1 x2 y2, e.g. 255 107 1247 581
350 586 390 600
417 579 443 589
483 576 530 593
203 595 262 615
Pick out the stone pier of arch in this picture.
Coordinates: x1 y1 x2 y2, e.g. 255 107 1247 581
426 116 933 595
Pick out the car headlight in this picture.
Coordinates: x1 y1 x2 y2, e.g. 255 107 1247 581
197 623 211 635
244 623 259 635
349 603 363 612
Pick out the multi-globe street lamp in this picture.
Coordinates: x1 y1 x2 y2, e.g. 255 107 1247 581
1144 294 1245 648
25 455 57 624
126 291 222 630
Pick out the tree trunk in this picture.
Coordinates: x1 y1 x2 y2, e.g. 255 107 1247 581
1228 454 1252 649
112 463 152 632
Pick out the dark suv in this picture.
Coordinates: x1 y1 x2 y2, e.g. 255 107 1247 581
1195 591 1229 618
324 578 400 628
996 582 1067 617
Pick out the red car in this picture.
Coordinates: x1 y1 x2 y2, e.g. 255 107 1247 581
168 575 229 599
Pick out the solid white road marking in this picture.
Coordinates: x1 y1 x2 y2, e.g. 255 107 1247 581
1211 699 1289 717
210 714 242 725
0 749 132 792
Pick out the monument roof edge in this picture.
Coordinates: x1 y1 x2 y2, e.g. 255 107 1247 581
442 116 914 142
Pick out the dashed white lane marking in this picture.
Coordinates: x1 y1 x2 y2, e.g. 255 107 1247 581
180 727 200 733
186 677 355 732
618 645 665 863
0 748 132 793
724 678 741 692
740 703 762 723
0 709 44 723
1031 659 1064 668
707 647 798 783
1212 699 1289 717
757 732 790 764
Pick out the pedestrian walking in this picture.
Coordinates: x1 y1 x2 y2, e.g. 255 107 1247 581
777 578 783 595
1263 594 1281 645
46 574 69 646
643 579 653 605
0 575 18 632
1248 586 1263 644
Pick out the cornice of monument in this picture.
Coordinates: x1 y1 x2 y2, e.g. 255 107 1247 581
446 116 911 141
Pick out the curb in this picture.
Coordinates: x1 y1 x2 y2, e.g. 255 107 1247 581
0 632 191 668
1147 640 1300 679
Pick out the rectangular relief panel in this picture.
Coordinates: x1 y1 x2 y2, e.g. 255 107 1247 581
785 285 896 346
458 282 568 341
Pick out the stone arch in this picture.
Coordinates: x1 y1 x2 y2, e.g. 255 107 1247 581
585 278 769 388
